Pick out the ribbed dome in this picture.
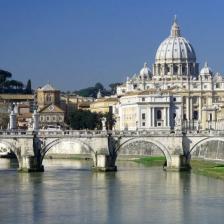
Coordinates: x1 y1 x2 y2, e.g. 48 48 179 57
139 62 151 80
155 18 196 63
200 62 212 76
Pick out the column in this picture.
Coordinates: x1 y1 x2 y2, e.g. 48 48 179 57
166 107 168 127
186 97 189 120
179 64 182 76
9 110 17 130
163 108 167 127
149 107 151 128
151 108 154 127
198 96 202 121
189 97 193 120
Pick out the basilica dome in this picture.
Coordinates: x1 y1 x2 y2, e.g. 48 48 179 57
155 18 196 64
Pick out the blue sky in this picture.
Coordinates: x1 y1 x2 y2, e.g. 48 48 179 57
0 0 224 90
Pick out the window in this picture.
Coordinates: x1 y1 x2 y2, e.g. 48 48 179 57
142 122 145 127
192 96 197 104
209 114 212 121
183 114 187 120
204 85 207 89
46 94 52 102
46 116 49 121
142 113 146 120
193 111 198 120
216 83 220 88
157 110 162 120
142 97 145 102
214 97 219 103
173 97 176 102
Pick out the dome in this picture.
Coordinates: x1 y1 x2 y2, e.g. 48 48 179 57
139 62 151 80
155 18 196 63
200 62 213 76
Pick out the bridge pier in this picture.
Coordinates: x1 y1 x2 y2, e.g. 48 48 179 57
165 155 191 171
18 155 44 172
92 154 117 172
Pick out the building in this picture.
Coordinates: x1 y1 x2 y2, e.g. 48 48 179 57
36 84 60 110
60 94 94 113
115 17 224 131
90 97 118 114
36 84 65 128
0 94 34 129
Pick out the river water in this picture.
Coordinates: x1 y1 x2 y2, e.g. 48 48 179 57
0 158 224 224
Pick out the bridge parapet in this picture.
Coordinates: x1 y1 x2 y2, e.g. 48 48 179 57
0 130 33 137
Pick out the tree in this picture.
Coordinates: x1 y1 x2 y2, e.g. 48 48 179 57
109 82 122 95
68 109 102 130
0 70 12 84
25 79 32 94
94 82 104 91
4 80 24 89
0 113 9 129
75 82 105 98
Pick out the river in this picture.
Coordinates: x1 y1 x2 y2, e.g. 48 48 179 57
0 158 224 224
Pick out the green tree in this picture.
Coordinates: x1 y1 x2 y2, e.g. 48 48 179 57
68 109 102 130
109 82 122 95
25 79 32 94
75 82 105 98
0 69 12 88
0 113 9 129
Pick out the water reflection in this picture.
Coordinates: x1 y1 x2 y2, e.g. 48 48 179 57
0 159 224 224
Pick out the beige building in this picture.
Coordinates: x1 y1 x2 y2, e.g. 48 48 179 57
39 104 64 128
36 84 60 110
115 18 224 131
90 97 118 113
36 84 65 128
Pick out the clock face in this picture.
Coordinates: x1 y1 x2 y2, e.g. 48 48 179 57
48 105 55 112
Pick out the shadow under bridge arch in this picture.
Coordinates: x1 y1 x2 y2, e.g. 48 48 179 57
0 140 19 167
190 137 224 160
116 137 172 165
40 138 96 162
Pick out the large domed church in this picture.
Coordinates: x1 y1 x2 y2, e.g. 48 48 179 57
115 17 224 131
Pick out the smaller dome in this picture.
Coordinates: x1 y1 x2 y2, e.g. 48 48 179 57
139 62 151 80
200 62 213 76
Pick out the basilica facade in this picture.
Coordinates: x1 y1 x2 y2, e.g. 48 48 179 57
115 18 224 131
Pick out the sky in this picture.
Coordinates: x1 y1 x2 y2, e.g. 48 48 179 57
0 0 224 91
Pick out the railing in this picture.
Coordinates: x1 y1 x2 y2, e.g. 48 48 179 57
0 130 33 136
1 128 224 138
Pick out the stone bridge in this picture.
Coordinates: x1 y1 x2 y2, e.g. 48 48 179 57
0 129 224 172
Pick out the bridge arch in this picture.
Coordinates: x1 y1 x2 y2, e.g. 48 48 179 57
41 138 95 163
190 137 224 159
0 140 19 162
116 137 172 165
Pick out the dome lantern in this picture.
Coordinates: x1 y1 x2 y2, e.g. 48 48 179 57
170 15 181 37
